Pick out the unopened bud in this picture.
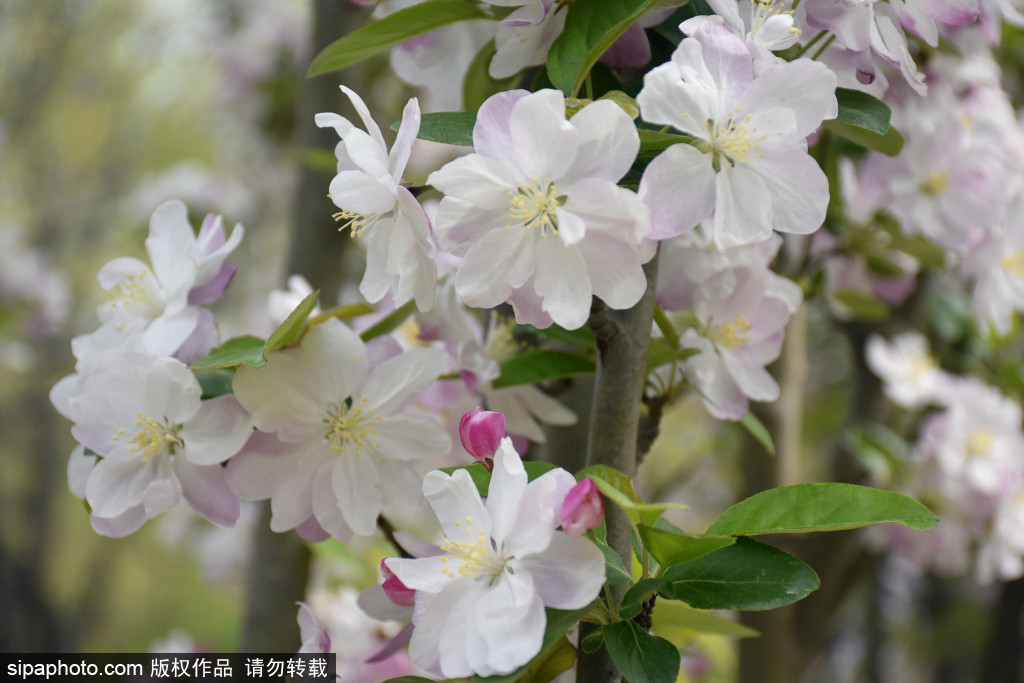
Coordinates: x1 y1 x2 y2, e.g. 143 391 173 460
381 559 415 607
560 478 604 536
459 407 505 467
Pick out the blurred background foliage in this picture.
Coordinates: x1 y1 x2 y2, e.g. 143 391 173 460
1 1 1024 681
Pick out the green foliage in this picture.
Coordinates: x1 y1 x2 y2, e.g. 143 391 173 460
598 537 633 586
740 411 776 455
638 130 693 157
637 525 735 568
517 322 596 348
266 290 320 353
833 88 892 134
831 287 892 321
492 349 596 388
653 601 761 638
360 300 417 342
307 0 492 77
405 112 476 146
194 368 235 399
658 537 820 610
603 620 681 683
577 464 689 526
704 483 939 536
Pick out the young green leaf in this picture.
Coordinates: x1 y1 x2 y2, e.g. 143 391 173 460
598 539 633 586
360 300 417 342
576 465 689 526
194 368 235 399
189 335 268 371
546 0 661 96
492 349 596 388
740 411 775 456
603 620 681 683
704 483 939 536
653 601 761 638
823 120 905 157
637 525 735 568
266 290 319 353
403 112 476 147
659 537 820 610
307 0 493 77
833 88 891 135
831 287 891 321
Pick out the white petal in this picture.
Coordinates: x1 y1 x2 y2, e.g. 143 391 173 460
478 572 546 674
473 89 530 168
424 468 490 541
561 99 639 185
146 199 199 300
509 89 578 180
180 395 254 465
428 154 515 208
328 170 396 215
456 228 536 309
312 461 355 542
372 415 452 461
390 97 421 181
339 85 386 149
486 440 529 546
638 59 713 138
640 144 717 239
740 59 838 138
332 453 382 536
752 150 830 235
714 165 773 246
518 532 605 609
533 236 591 330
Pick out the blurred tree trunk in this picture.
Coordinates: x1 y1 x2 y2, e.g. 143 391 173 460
238 0 369 652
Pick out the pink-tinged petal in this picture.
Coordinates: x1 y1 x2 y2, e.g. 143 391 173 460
363 346 449 414
506 287 554 329
740 59 837 138
90 505 147 538
891 0 939 44
518 532 605 608
561 100 640 185
509 89 578 180
575 231 649 311
637 61 712 138
146 200 199 299
687 31 754 102
564 178 652 243
172 307 220 365
683 332 748 420
477 572 546 675
295 515 330 542
297 602 332 654
423 468 490 540
328 170 396 215
714 165 773 246
332 452 382 536
339 85 387 150
366 622 415 664
501 467 567 557
490 9 566 79
373 414 451 461
142 474 179 518
359 584 416 622
460 407 506 460
86 452 165 518
435 198 507 253
428 154 516 208
180 395 253 466
456 228 535 309
533 236 591 330
560 478 604 536
312 461 355 542
390 97 421 181
233 358 322 442
225 431 305 500
188 263 237 305
600 21 651 68
473 90 531 168
721 350 780 401
141 306 202 358
486 440 529 546
929 0 979 25
269 455 323 532
752 150 830 235
173 457 240 527
640 144 716 239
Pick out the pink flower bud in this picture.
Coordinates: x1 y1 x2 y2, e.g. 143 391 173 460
459 407 505 465
381 559 415 607
560 478 604 536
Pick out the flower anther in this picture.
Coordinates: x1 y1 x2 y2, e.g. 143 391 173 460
507 177 566 236
113 412 183 461
323 394 382 455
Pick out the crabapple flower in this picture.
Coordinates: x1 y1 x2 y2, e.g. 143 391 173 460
638 31 837 245
298 602 332 654
316 86 437 311
865 332 947 408
55 350 252 536
559 477 604 536
227 318 452 541
430 89 654 330
381 559 417 607
386 439 604 678
681 264 798 420
76 200 242 362
490 1 568 79
684 0 803 63
459 407 506 465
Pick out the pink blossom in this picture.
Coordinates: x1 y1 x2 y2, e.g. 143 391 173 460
559 478 604 536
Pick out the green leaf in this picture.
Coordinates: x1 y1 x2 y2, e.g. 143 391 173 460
831 287 891 321
645 338 701 373
704 483 939 536
266 290 319 353
659 537 820 610
653 601 760 638
833 88 891 135
439 461 560 497
619 577 666 620
406 112 476 147
517 323 596 349
599 539 632 585
638 525 735 569
464 38 521 113
476 604 596 683
361 300 417 342
307 301 376 327
547 0 660 96
603 620 681 683
194 368 235 399
823 119 905 156
598 90 639 119
581 627 605 653
578 465 689 526
307 0 493 77
492 349 596 389
189 335 267 371
740 412 775 455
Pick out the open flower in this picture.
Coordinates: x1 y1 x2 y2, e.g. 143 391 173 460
316 86 437 311
430 88 653 330
55 350 252 536
638 31 836 246
386 439 604 678
227 318 451 541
